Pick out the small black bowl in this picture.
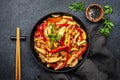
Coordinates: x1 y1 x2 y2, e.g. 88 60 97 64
30 12 90 73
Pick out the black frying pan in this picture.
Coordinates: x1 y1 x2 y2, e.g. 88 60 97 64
30 12 90 73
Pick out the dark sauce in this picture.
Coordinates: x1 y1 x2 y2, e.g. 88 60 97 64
89 6 101 19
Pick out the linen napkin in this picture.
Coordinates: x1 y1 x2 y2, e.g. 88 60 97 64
36 21 120 80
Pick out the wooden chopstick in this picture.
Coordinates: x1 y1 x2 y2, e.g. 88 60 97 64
16 27 21 80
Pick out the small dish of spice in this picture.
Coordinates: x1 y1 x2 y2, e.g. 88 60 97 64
86 4 104 22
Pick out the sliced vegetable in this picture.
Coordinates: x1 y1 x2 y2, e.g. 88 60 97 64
76 43 88 58
44 56 62 63
47 17 62 23
59 40 65 46
55 53 69 70
56 23 69 27
75 25 83 34
49 46 68 53
54 62 64 70
34 30 46 41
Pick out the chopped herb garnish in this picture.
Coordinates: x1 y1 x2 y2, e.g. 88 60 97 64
48 34 57 42
48 34 63 42
48 24 63 42
51 24 55 33
57 34 62 41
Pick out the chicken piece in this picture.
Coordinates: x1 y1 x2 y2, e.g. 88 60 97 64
77 40 86 46
67 54 76 65
38 53 46 62
34 45 46 54
44 56 62 63
73 32 80 44
81 29 87 40
63 16 73 19
67 21 76 25
69 59 78 67
52 15 60 17
57 19 67 24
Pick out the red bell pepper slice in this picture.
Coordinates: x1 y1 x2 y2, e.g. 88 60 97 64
75 25 83 41
34 31 46 41
59 40 65 46
59 35 65 46
66 39 73 52
56 23 69 27
69 39 73 48
37 21 48 31
64 53 69 65
37 25 44 31
47 17 62 23
57 53 70 69
75 25 83 34
53 53 70 70
55 62 65 70
49 63 58 69
35 22 48 41
59 40 71 52
49 46 68 53
34 31 42 37
61 35 65 42
76 43 88 58
59 37 73 53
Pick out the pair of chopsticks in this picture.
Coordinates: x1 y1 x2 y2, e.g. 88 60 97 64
13 27 26 80
15 27 21 80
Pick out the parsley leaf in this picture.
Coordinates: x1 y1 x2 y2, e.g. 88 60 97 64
104 5 113 15
100 28 110 36
99 5 114 37
69 2 86 12
100 17 114 36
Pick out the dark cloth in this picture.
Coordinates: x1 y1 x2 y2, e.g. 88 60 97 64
36 21 120 80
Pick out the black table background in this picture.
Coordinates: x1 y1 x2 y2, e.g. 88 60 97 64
0 0 120 80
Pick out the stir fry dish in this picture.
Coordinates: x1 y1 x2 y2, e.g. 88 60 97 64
34 15 88 70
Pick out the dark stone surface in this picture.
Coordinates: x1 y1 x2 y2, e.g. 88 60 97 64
0 0 120 80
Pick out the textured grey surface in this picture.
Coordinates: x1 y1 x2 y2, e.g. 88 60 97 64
0 0 120 80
